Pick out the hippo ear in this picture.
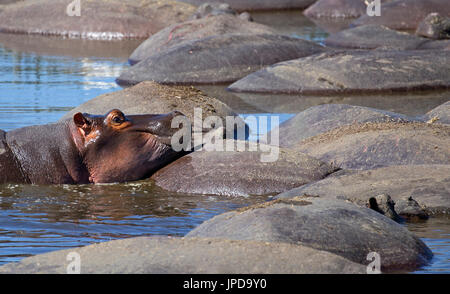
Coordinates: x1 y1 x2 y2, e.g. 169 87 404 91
73 112 91 135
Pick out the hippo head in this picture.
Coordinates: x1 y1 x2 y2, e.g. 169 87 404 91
70 109 186 183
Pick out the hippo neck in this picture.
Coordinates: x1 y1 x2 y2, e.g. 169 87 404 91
5 122 90 185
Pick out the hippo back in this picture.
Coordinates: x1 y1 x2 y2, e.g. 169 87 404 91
0 129 27 184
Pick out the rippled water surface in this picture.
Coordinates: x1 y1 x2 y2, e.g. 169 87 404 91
0 34 139 131
0 182 267 265
407 218 450 273
0 11 448 273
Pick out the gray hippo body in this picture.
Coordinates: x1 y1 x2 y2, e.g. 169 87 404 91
0 110 185 185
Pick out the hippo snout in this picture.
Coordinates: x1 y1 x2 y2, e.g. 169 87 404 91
141 111 188 145
169 110 184 117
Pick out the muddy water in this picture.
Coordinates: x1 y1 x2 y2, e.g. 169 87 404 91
0 11 448 272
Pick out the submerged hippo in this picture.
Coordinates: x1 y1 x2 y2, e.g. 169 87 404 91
0 109 186 185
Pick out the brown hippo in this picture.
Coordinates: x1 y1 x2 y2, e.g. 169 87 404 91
0 109 186 185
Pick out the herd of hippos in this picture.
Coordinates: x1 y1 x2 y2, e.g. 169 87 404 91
0 0 449 274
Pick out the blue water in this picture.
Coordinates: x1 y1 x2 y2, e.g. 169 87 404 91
0 44 124 131
407 218 450 274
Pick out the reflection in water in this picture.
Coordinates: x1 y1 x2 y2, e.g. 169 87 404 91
0 181 268 265
239 113 295 142
305 17 354 34
0 45 129 131
251 11 329 42
231 91 450 117
0 33 142 59
198 85 450 117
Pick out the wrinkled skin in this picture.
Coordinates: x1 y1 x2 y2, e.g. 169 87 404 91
0 109 186 184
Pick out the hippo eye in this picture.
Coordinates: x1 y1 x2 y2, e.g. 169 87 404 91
112 115 124 125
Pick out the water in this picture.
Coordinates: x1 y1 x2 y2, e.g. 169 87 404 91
0 182 267 265
0 11 449 273
407 218 450 273
0 34 138 131
198 85 450 117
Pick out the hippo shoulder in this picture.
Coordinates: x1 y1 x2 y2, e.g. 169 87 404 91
0 129 27 183
0 129 8 154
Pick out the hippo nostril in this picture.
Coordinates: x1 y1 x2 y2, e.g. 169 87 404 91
171 110 184 117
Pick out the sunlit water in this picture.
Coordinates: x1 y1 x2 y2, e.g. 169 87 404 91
0 11 448 273
0 42 126 131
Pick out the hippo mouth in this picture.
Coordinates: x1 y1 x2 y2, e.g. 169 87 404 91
152 134 173 146
131 128 174 147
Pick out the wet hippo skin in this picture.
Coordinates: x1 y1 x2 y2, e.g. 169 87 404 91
0 109 185 185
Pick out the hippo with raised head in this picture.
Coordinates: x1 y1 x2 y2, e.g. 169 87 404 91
0 109 186 185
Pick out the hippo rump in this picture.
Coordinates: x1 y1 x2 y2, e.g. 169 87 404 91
0 109 186 185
